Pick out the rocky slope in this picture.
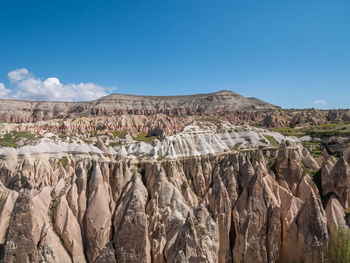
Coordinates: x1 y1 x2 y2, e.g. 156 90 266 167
0 91 350 263
0 118 349 262
0 90 278 123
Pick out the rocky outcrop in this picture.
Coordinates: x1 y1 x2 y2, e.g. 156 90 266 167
0 144 348 262
113 174 151 263
1 190 39 263
85 163 112 262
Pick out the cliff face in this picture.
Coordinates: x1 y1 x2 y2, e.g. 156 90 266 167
0 142 347 263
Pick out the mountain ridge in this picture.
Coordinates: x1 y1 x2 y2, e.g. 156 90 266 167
0 90 279 123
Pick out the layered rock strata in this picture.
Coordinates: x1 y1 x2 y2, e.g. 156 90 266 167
1 140 346 263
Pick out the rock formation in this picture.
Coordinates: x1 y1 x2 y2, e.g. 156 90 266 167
0 91 350 262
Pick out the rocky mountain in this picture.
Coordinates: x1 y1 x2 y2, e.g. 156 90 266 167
0 90 279 123
0 91 350 263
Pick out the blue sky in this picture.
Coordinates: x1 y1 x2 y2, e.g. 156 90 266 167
0 0 349 108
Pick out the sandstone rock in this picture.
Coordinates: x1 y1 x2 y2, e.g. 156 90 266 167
322 157 350 208
32 187 72 263
85 163 112 263
275 142 303 195
0 190 18 245
165 213 207 263
95 242 117 263
325 195 348 235
53 194 85 262
0 145 347 262
207 173 232 263
2 190 39 263
233 169 281 263
114 174 151 263
296 175 328 263
302 148 320 170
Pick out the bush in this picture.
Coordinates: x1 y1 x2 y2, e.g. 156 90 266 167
59 156 69 169
134 132 157 143
263 135 279 147
326 226 350 262
112 131 127 139
0 194 4 205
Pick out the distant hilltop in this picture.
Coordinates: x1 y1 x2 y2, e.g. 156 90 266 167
0 90 279 122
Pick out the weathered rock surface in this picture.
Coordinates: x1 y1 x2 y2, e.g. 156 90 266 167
0 90 278 123
0 142 342 262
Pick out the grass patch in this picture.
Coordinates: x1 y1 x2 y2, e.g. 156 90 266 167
112 130 127 139
272 123 350 139
59 156 69 169
0 131 36 148
303 168 318 178
302 142 324 157
263 135 279 147
196 118 221 123
134 132 157 143
271 127 307 138
310 149 323 157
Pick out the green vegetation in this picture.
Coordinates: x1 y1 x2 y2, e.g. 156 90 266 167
134 132 157 143
58 134 68 140
233 142 243 150
326 227 350 263
197 118 221 123
271 127 307 138
48 176 71 230
302 142 324 157
194 221 207 239
157 153 166 160
89 131 97 137
303 168 318 178
112 130 127 139
272 123 350 139
0 131 36 148
310 149 323 157
0 193 4 205
59 156 69 169
109 141 122 147
181 182 188 191
263 135 279 147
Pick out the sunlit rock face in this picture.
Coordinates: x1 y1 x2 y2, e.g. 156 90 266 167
0 91 349 263
0 136 338 263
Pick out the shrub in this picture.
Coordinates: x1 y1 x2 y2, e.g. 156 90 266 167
59 156 69 169
112 131 127 139
134 132 157 143
326 226 350 262
0 194 4 205
263 135 279 147
181 182 188 191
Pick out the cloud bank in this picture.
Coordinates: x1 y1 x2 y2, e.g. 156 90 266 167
314 99 326 105
0 68 113 101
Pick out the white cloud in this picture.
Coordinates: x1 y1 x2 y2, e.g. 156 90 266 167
5 68 113 101
8 68 31 83
0 83 12 97
314 99 326 105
